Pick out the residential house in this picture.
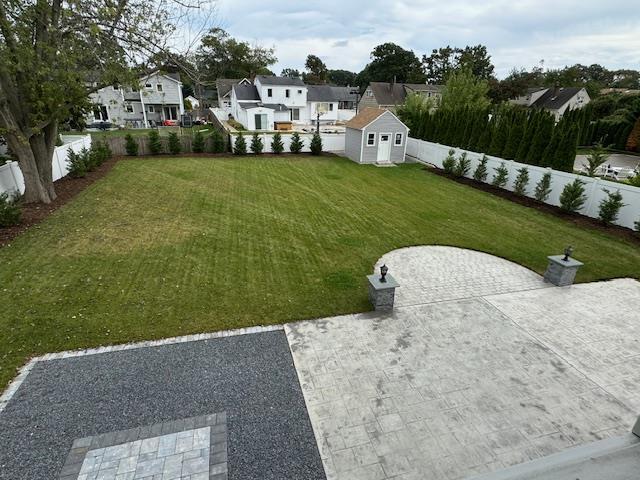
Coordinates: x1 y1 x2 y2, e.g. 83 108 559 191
345 108 409 164
87 72 184 127
226 75 358 130
510 87 590 121
358 81 443 112
216 78 251 110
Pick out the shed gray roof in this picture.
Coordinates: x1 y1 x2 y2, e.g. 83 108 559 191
531 87 583 111
233 84 260 101
256 75 305 87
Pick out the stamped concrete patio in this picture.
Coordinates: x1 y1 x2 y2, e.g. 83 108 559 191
286 247 640 480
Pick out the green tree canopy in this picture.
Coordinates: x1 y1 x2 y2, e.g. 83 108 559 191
423 45 494 84
356 43 425 88
439 69 490 111
303 55 328 84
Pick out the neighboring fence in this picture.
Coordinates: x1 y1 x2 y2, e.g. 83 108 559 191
0 135 92 196
406 137 640 230
229 132 346 153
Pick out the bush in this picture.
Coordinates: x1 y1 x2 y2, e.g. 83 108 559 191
228 119 245 131
472 155 488 182
192 131 205 153
492 162 509 188
290 132 304 153
453 152 471 177
310 132 323 155
84 147 100 171
250 132 264 154
167 132 181 155
598 188 626 226
442 149 456 174
125 134 138 156
148 130 162 155
94 140 112 164
210 130 225 153
559 179 587 213
271 132 284 154
0 191 21 227
513 167 530 196
534 172 553 202
67 149 87 178
628 173 640 187
234 133 247 155
582 142 610 177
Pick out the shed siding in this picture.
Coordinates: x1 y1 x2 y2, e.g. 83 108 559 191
345 128 363 163
361 113 408 164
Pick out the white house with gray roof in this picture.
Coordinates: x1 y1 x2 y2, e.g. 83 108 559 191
226 75 358 130
87 71 184 128
510 86 590 121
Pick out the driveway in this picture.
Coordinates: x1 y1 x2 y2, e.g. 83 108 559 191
574 153 640 173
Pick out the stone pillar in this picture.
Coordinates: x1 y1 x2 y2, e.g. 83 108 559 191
633 416 640 438
544 255 584 287
367 274 399 311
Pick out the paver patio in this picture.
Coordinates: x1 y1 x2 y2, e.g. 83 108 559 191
286 247 640 480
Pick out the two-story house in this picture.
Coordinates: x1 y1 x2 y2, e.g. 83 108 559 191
87 71 185 127
510 87 590 121
358 82 443 112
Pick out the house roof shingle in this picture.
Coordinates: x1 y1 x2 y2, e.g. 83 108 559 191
216 78 242 98
306 85 359 102
233 84 260 101
531 87 583 111
345 108 389 130
256 75 305 87
367 82 443 106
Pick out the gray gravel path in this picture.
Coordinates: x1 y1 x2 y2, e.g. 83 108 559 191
0 331 325 480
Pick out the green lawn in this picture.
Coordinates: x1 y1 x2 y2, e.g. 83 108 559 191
2 156 639 386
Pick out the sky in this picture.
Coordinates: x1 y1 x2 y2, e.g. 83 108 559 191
212 0 640 79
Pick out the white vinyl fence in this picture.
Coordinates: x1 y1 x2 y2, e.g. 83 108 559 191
230 132 346 153
407 138 640 230
0 135 92 196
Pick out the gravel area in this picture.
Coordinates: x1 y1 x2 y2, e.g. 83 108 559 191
0 331 325 480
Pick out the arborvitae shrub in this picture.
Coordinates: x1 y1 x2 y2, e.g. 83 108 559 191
271 132 284 154
167 132 181 154
534 172 553 202
67 149 87 178
473 155 488 182
250 132 264 154
513 167 530 196
598 189 626 226
442 149 456 174
310 132 322 155
453 152 471 177
192 131 205 153
210 130 225 153
125 134 138 156
148 130 162 155
290 132 304 153
491 162 509 188
559 179 587 213
234 133 247 155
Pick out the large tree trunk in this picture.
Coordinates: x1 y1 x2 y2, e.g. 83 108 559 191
4 122 58 204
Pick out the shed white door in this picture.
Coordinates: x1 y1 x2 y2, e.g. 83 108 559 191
377 133 391 162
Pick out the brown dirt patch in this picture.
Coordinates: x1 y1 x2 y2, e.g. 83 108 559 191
427 167 640 246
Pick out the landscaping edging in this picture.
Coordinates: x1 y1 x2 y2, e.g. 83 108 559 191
427 166 640 245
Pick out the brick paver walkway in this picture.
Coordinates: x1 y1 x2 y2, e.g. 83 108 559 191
286 247 640 480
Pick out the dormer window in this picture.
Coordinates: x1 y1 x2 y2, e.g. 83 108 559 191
267 88 273 97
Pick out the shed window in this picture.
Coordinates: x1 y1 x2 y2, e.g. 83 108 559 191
366 133 376 146
394 133 403 146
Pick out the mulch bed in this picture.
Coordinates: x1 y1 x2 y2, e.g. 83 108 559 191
427 167 640 246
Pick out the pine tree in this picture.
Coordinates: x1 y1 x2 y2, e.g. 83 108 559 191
192 130 205 153
210 130 225 153
473 155 488 182
476 117 493 153
553 125 579 172
491 162 509 187
290 132 304 153
525 113 553 165
125 134 138 156
488 110 509 157
540 128 561 167
466 111 485 152
167 132 181 154
559 179 587 212
513 167 530 196
234 133 247 155
503 111 525 160
534 172 553 202
598 189 626 226
310 132 323 155
271 132 284 154
148 130 162 155
515 111 538 163
250 132 264 154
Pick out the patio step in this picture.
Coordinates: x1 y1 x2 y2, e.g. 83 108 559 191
467 430 640 480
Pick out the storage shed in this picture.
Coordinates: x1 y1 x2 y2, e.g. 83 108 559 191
344 108 409 164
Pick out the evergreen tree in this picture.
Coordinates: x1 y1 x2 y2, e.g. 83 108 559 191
525 113 553 165
559 179 587 212
502 110 525 160
234 133 247 155
290 132 304 153
541 128 561 167
250 132 264 154
310 132 323 155
148 130 162 155
192 131 205 153
271 132 284 154
488 110 509 157
167 132 181 154
473 155 488 182
598 189 626 226
553 125 579 172
453 152 471 177
515 111 538 163
476 116 493 153
210 130 225 153
491 162 509 187
442 149 456 173
513 167 530 196
534 172 553 202
125 134 138 156
466 111 485 151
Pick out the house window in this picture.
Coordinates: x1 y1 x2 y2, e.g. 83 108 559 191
148 105 155 113
329 103 334 111
156 84 163 92
394 133 403 146
125 103 134 113
93 105 108 121
298 90 302 94
254 114 268 130
145 83 152 89
366 90 373 97
112 85 119 91
366 133 376 146
267 88 273 97
285 89 290 98
291 108 300 121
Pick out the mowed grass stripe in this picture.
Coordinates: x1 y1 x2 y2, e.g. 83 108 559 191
1 156 639 386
